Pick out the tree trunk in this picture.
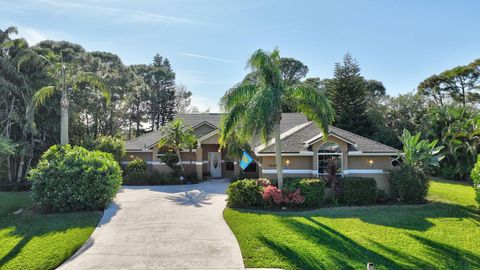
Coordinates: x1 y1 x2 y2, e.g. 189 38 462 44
274 122 284 189
60 93 69 145
176 149 185 175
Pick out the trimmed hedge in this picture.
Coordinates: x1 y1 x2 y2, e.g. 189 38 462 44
284 178 326 208
471 156 480 206
124 158 147 176
28 145 122 212
389 163 428 203
123 170 198 185
340 177 377 205
82 136 126 162
226 179 264 208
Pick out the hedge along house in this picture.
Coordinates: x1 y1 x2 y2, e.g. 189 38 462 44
123 113 399 193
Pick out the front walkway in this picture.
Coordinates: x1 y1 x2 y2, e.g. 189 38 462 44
58 179 244 270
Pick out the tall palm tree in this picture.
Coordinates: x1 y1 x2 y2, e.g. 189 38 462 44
158 119 197 175
220 48 334 188
33 53 110 145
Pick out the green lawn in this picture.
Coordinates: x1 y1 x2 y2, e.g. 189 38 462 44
0 192 102 270
224 179 480 270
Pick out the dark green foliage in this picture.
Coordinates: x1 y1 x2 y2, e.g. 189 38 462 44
88 136 126 162
340 177 377 205
327 53 374 137
124 158 147 176
160 153 181 173
284 178 326 207
470 155 480 206
123 170 183 185
226 179 264 208
388 163 429 203
28 145 122 212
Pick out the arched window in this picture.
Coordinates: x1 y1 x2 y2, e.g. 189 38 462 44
318 142 342 174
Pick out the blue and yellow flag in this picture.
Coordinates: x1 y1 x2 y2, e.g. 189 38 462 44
239 151 253 170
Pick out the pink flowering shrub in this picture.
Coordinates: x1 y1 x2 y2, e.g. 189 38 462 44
256 178 271 187
262 185 305 207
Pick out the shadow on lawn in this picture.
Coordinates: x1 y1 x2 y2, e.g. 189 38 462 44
259 217 480 270
0 210 100 268
315 202 480 231
243 201 479 231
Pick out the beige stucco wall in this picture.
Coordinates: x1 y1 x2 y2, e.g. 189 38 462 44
123 151 153 162
348 156 393 170
200 133 220 144
260 156 313 170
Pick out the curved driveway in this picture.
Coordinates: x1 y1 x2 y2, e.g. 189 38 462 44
58 179 244 270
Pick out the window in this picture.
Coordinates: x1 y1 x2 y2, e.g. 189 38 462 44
243 162 257 173
318 142 342 174
226 161 234 171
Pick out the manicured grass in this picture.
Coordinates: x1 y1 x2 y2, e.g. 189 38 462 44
0 192 102 270
224 179 480 270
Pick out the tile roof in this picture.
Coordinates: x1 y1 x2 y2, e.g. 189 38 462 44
126 112 397 153
258 122 398 153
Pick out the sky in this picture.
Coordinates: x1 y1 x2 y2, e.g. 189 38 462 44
1 0 480 112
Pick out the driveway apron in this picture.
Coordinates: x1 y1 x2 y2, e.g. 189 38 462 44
58 179 245 270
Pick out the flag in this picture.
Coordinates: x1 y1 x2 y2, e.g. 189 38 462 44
239 151 253 170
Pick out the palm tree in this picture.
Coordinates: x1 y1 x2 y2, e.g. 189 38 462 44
158 119 197 175
32 53 110 145
220 48 334 188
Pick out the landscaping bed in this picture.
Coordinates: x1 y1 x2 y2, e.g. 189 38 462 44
224 179 480 270
0 192 101 270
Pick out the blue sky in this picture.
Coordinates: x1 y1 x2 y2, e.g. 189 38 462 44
2 0 479 111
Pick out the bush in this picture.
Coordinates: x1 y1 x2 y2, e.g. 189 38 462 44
28 145 122 212
388 163 429 203
284 178 326 208
340 177 377 205
123 170 182 185
82 136 126 162
470 156 480 206
160 153 181 175
124 158 147 176
226 179 264 208
262 185 305 207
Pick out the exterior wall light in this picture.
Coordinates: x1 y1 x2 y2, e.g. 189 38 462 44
285 159 290 167
368 158 374 167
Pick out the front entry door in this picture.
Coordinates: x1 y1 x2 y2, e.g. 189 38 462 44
208 152 222 178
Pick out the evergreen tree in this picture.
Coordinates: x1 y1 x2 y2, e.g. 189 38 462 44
327 53 373 137
146 54 176 130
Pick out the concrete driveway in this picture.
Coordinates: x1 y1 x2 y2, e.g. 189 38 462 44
58 179 245 270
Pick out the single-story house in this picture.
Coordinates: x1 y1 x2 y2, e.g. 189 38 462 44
123 113 399 193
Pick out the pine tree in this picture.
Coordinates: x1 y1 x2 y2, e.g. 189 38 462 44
327 53 373 137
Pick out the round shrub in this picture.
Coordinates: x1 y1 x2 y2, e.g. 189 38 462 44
226 179 263 208
93 136 126 162
340 177 377 205
124 158 147 176
28 145 122 212
284 178 326 208
388 163 428 203
470 155 480 206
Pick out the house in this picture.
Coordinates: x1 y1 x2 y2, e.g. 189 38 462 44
123 113 399 193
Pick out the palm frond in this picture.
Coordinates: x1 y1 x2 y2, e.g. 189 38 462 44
32 86 57 108
285 84 335 136
220 82 257 111
75 71 111 104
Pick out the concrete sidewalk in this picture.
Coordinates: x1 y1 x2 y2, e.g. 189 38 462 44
58 179 244 270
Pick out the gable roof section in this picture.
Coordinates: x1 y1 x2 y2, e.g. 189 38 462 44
257 123 398 154
126 113 308 150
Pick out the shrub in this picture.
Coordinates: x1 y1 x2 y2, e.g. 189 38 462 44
82 136 126 162
124 158 147 176
160 153 181 175
226 179 263 208
283 178 326 208
470 156 480 206
94 136 126 162
28 145 122 212
123 170 182 185
388 163 429 203
340 177 377 205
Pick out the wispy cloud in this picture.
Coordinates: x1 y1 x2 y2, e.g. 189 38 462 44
179 52 238 64
34 0 206 25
